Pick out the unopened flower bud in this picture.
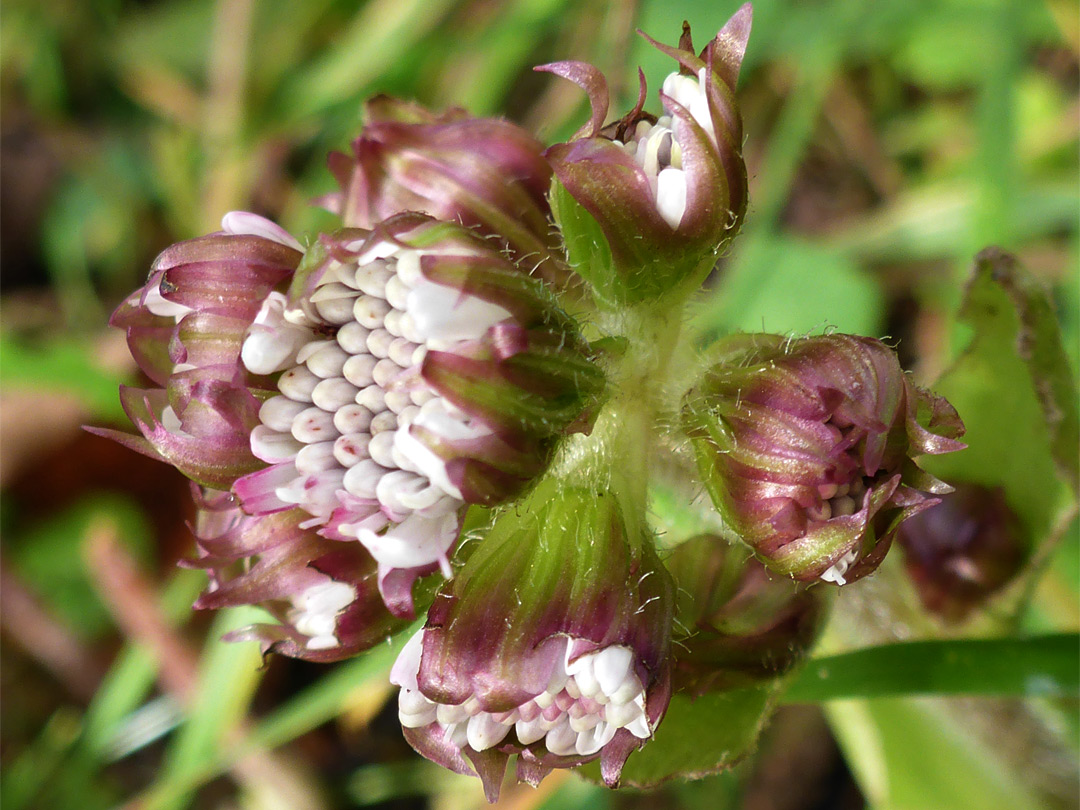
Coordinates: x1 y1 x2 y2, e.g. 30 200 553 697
91 213 304 488
325 97 569 288
539 5 751 304
683 333 965 585
897 483 1026 623
666 535 827 695
389 479 674 801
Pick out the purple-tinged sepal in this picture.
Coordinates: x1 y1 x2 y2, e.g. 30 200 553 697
325 97 570 289
897 483 1027 623
389 478 674 801
233 214 603 616
89 213 304 488
539 6 751 305
682 333 965 585
188 489 412 662
666 535 827 695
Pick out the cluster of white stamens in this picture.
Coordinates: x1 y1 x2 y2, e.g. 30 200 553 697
239 231 515 586
613 69 715 229
392 632 651 757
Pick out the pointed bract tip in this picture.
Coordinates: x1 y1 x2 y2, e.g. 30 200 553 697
535 61 609 139
708 3 753 89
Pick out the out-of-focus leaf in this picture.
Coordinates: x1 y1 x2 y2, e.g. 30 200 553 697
827 183 1079 263
0 335 129 422
784 634 1079 703
828 697 1045 810
9 494 152 641
271 0 458 123
921 249 1078 570
695 234 885 339
578 685 774 788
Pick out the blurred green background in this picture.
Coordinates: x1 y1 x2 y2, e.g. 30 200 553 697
1 0 1077 808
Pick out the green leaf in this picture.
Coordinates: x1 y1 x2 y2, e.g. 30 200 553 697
921 249 1079 576
134 632 410 809
578 685 774 788
549 179 617 307
783 634 1079 703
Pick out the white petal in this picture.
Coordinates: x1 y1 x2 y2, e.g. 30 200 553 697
259 396 308 433
311 377 360 412
358 510 460 570
242 294 313 375
625 714 651 739
406 277 512 345
290 406 338 444
143 282 192 319
515 717 548 745
221 211 303 251
467 714 511 751
295 441 338 474
389 629 426 689
593 647 634 698
655 167 688 229
277 365 321 403
304 342 349 378
337 321 370 354
333 432 371 467
353 295 392 330
544 716 578 756
343 459 386 499
333 404 373 435
251 425 303 463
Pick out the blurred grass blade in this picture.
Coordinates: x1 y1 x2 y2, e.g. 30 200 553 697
136 632 409 809
148 606 266 810
828 697 1047 810
82 568 206 753
784 634 1079 703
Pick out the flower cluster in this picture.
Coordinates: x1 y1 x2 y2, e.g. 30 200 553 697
101 3 964 799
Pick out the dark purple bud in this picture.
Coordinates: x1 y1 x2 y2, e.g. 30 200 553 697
683 333 966 585
897 483 1027 623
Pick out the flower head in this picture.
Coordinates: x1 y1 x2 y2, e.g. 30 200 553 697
539 5 751 303
236 213 601 613
100 211 601 619
683 334 966 584
389 479 674 800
